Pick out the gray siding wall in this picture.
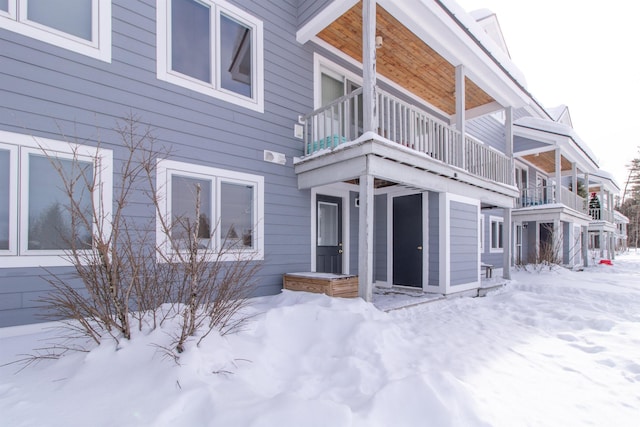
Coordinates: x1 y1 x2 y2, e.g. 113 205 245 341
298 0 333 28
563 221 570 264
349 191 358 275
519 223 530 264
348 192 387 282
526 221 538 263
374 194 387 282
450 201 478 286
428 192 440 286
0 0 316 326
514 136 548 153
467 115 505 153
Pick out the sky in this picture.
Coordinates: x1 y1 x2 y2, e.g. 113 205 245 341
455 0 640 194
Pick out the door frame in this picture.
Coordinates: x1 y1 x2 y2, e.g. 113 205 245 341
386 188 429 291
311 185 350 274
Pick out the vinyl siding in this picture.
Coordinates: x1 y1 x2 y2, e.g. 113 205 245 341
450 201 478 286
298 0 333 28
514 135 548 153
374 194 387 282
0 0 314 326
428 192 440 287
467 115 505 153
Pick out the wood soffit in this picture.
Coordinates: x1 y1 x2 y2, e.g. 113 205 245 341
522 151 572 173
317 2 495 115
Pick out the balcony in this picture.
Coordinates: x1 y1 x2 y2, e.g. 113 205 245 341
300 87 512 186
589 208 613 223
516 185 587 214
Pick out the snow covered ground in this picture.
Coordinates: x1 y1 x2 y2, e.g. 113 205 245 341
1 253 640 426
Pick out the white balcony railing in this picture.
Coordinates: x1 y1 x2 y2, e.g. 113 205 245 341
560 187 588 213
589 208 614 222
301 86 512 185
516 185 588 213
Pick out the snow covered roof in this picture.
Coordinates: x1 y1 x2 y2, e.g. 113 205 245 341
589 169 621 191
438 0 528 91
469 8 511 58
514 116 600 167
546 105 573 127
614 210 629 223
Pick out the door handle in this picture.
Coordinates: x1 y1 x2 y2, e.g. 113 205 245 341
417 246 423 250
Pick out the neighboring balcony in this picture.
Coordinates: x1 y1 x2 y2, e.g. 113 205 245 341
589 208 613 223
516 185 587 214
300 86 512 186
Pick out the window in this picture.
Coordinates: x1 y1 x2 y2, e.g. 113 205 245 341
317 201 338 246
156 160 264 260
0 130 112 267
490 216 504 252
157 0 264 112
0 0 111 62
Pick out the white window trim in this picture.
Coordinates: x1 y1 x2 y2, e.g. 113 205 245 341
0 142 18 257
156 0 264 112
480 214 485 253
311 47 451 119
156 159 264 261
313 53 362 110
0 130 113 267
0 0 111 62
489 215 504 253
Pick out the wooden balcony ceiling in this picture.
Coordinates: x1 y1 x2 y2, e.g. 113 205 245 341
318 2 495 115
522 151 572 173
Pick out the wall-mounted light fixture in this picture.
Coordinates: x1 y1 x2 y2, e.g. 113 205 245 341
375 35 383 49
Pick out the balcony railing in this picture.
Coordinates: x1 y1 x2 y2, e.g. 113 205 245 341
560 187 588 213
589 208 614 222
301 86 512 185
516 185 587 213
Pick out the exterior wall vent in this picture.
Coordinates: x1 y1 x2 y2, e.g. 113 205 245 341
264 150 286 165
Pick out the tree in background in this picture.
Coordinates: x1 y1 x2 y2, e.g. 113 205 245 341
620 151 640 250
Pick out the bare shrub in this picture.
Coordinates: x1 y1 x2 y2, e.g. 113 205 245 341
38 113 261 355
527 223 562 271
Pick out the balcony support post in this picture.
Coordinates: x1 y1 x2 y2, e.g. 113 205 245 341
582 225 589 267
455 65 465 168
600 187 605 223
503 207 512 279
358 167 375 302
555 148 562 203
571 163 577 194
362 0 377 134
505 106 513 185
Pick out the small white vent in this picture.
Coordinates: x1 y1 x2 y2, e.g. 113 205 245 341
264 150 286 165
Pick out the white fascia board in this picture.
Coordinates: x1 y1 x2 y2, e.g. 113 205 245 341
379 0 530 109
514 120 600 171
296 0 359 44
590 170 621 192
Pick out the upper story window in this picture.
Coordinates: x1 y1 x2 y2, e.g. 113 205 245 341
0 0 111 62
157 0 264 112
0 130 113 267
